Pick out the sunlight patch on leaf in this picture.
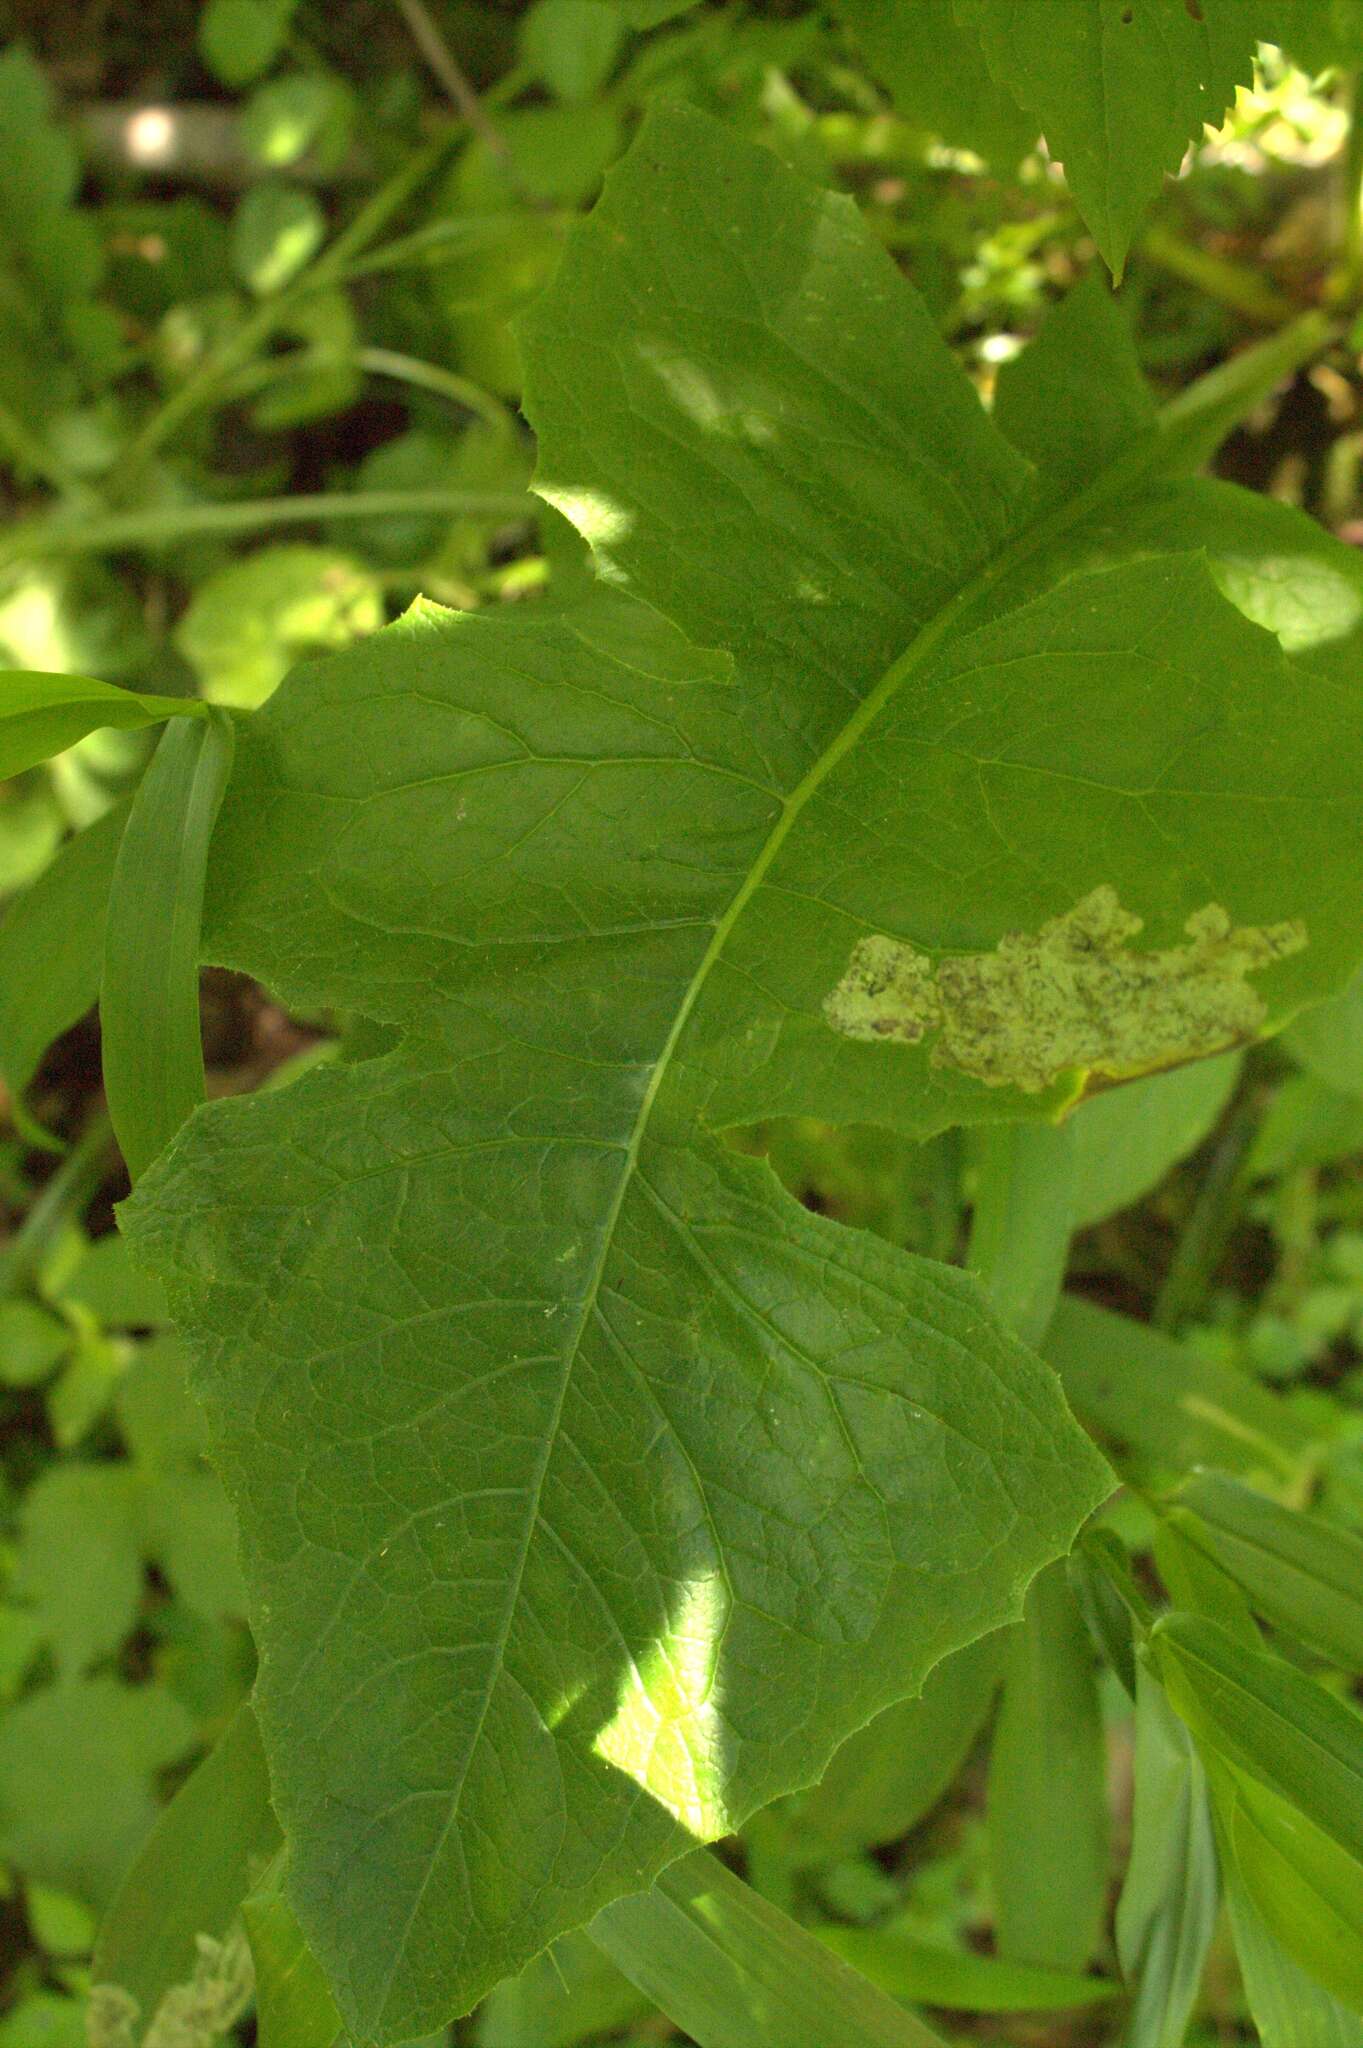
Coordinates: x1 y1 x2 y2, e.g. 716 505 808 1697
824 887 1306 1093
535 485 635 549
595 1569 731 1837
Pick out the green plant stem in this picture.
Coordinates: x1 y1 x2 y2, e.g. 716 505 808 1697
356 347 520 441
219 344 519 442
1342 68 1363 297
114 134 456 486
0 488 530 563
0 1110 113 1297
328 211 546 283
1152 1090 1260 1333
1141 220 1298 328
966 1120 1077 1348
390 0 515 171
0 398 83 499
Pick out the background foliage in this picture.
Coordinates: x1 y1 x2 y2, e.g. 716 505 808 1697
6 3 1363 2045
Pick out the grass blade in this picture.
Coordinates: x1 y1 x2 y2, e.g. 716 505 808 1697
1154 1612 1363 1869
0 801 129 1138
590 1850 946 2048
1176 1470 1363 1671
101 709 235 1182
92 1703 280 2022
987 1561 1108 1971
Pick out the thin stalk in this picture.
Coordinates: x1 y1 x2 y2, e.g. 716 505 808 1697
326 212 544 284
0 488 530 563
1141 220 1298 328
0 1110 113 1297
356 347 519 441
218 344 519 442
1341 67 1363 298
966 1120 1076 1348
390 0 515 171
1152 1090 1259 1333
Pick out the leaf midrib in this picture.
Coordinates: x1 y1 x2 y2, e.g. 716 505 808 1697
372 400 1207 2026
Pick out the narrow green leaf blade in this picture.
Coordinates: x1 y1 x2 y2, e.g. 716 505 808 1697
101 709 235 1182
243 1873 341 2048
92 1703 280 2023
0 670 206 782
987 1562 1107 1971
819 1922 1116 2014
1116 1671 1219 2048
1155 1612 1363 1869
1218 1783 1363 2048
1046 1298 1316 1482
590 1850 947 2048
1176 1470 1363 1670
0 801 128 1107
1227 1767 1363 2012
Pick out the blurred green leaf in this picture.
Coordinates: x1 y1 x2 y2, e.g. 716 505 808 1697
1227 1764 1363 2012
176 547 381 710
93 1703 280 2023
0 801 128 1113
241 74 344 168
232 182 326 296
1046 1298 1317 1481
62 1230 169 1329
1251 1072 1363 1179
784 1632 1004 1865
818 1921 1116 2013
114 1335 208 1470
0 46 102 306
476 1927 649 2048
200 0 300 86
1285 969 1363 1101
242 1870 344 2048
15 1464 144 1674
1219 1791 1363 2048
1069 1056 1240 1229
0 1299 71 1388
522 0 625 100
987 1562 1107 1971
0 1677 194 1907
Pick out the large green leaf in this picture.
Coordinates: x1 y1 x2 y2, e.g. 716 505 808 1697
960 0 1260 274
122 106 1363 2038
834 0 1035 165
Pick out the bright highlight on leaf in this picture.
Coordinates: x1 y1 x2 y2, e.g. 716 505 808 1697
824 886 1306 1093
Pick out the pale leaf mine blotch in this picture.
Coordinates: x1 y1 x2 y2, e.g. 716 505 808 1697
823 886 1306 1094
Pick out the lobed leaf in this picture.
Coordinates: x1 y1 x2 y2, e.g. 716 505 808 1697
121 106 1363 2036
